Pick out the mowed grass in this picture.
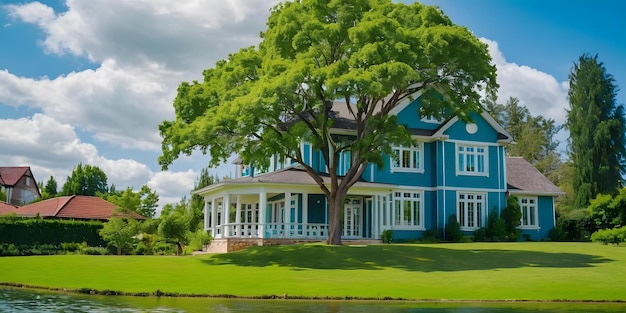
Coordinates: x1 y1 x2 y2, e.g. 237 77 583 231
1 242 625 301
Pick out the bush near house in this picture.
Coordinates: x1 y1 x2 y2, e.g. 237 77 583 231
591 226 626 245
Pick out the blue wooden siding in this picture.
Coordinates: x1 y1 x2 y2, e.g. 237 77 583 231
520 196 555 240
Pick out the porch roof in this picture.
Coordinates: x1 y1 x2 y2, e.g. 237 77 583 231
506 157 565 196
194 167 394 195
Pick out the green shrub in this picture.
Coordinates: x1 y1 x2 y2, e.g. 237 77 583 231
549 209 592 241
473 227 488 242
61 242 82 253
421 229 440 243
186 229 212 254
591 226 626 245
381 229 393 243
81 246 109 255
445 215 463 242
0 218 105 246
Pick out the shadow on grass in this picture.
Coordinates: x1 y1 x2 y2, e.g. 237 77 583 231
201 244 612 272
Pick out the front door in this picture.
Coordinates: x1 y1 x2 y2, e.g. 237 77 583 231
343 198 362 238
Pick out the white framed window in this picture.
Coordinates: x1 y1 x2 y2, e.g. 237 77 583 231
519 197 539 229
391 143 424 173
392 191 424 229
457 192 485 230
456 144 488 176
337 151 351 176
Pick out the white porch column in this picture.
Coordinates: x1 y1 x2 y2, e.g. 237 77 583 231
210 198 217 238
235 195 242 237
223 194 230 237
302 193 308 231
259 191 267 238
373 196 379 239
203 200 209 231
284 192 292 237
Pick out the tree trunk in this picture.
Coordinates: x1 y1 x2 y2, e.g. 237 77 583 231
326 193 345 245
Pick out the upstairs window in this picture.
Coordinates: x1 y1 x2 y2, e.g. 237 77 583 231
391 143 424 173
457 144 488 176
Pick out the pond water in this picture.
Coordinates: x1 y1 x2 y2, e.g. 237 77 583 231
1 287 625 312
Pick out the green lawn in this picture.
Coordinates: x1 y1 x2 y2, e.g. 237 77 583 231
1 242 625 301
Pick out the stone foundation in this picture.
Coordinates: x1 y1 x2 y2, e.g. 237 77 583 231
203 238 381 253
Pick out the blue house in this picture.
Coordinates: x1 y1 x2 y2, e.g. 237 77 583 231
195 95 564 252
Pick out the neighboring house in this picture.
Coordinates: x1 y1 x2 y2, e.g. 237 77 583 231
195 95 564 252
11 195 147 221
0 166 41 205
0 201 19 215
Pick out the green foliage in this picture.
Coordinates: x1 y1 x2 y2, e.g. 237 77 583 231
502 196 522 240
588 188 626 231
99 218 140 255
445 215 463 242
566 54 625 208
484 211 507 241
158 211 191 255
103 185 159 218
185 229 212 254
0 217 106 246
381 229 393 243
39 176 58 200
61 163 109 196
0 188 7 202
549 209 592 241
159 0 497 245
488 97 563 179
591 226 626 245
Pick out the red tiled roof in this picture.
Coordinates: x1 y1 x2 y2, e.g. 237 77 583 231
506 157 565 196
16 195 147 220
0 166 31 187
0 201 19 215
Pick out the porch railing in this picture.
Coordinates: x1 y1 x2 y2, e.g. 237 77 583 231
209 223 329 240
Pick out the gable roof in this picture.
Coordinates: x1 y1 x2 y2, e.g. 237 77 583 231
0 166 31 187
16 195 147 220
0 201 19 215
506 157 565 196
326 93 513 143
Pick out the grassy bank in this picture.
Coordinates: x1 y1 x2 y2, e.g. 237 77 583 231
1 242 625 301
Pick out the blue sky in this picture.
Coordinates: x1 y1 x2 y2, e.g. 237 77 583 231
0 0 624 208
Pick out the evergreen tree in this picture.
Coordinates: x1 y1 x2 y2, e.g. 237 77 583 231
566 54 625 207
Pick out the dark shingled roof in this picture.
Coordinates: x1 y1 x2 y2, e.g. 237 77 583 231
16 195 147 220
506 157 565 196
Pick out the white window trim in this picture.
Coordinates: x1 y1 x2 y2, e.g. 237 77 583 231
519 196 540 230
390 143 425 173
455 144 489 177
457 192 486 231
391 190 425 230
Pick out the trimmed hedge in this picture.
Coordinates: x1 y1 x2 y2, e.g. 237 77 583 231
0 216 106 246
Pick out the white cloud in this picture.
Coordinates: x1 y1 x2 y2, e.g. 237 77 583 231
481 38 570 125
148 170 197 208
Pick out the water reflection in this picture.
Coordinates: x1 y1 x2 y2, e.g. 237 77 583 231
1 287 625 312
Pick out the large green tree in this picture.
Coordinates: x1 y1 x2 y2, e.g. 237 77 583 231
61 163 109 196
159 0 497 245
566 54 625 208
103 185 160 218
488 97 563 178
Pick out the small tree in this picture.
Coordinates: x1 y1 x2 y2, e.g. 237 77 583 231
502 196 522 241
445 215 463 242
99 218 139 255
158 211 190 256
